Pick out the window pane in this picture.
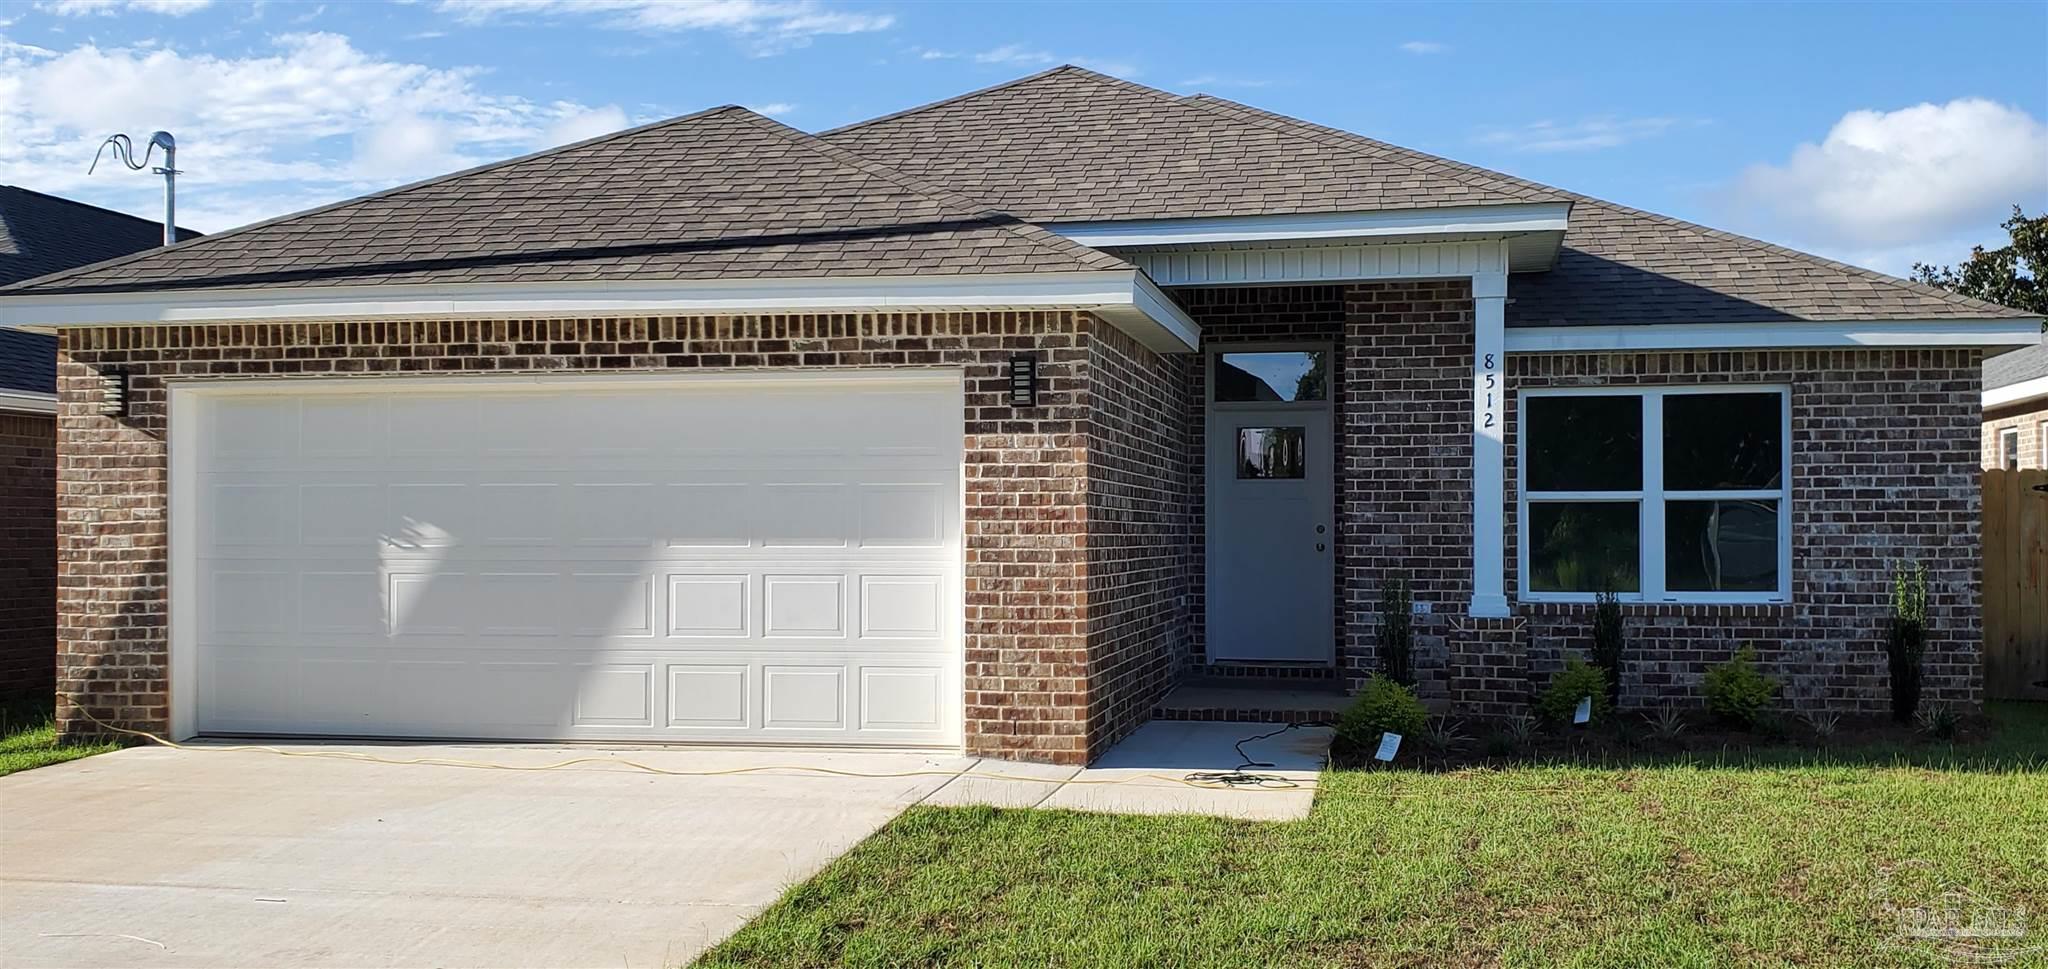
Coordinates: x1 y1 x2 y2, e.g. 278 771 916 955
1525 395 1642 491
2002 430 2021 471
1666 500 1780 592
1664 393 1782 490
1527 501 1640 593
1216 352 1328 402
1237 427 1306 479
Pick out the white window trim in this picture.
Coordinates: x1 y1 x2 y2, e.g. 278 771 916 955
2000 427 2022 471
1517 385 1793 605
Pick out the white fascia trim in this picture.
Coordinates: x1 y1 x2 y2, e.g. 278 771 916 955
1506 319 2045 353
0 389 56 415
1042 202 1572 248
1985 374 2048 409
0 270 1201 353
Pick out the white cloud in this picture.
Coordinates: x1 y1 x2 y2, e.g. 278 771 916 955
542 103 629 145
38 0 213 15
749 101 794 117
435 0 892 53
0 32 637 232
1475 116 1703 153
1725 98 2048 257
1398 40 1446 55
969 44 1137 78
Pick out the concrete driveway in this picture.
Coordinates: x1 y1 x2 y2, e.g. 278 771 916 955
0 742 974 969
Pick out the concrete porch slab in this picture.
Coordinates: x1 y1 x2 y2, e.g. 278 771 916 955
925 721 1330 821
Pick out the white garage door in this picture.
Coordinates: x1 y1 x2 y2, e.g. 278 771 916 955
175 372 962 748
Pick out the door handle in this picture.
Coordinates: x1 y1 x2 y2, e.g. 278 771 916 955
1316 542 1326 552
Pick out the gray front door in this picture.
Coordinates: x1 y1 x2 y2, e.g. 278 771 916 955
1205 349 1335 663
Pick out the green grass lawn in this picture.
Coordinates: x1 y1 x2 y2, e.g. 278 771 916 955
0 700 120 777
699 703 2048 968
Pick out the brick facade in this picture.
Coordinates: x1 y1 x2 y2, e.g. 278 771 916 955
0 412 56 701
1173 285 1988 720
1982 402 2048 470
53 313 1188 765
47 295 1996 760
1082 323 1196 755
1505 349 1986 714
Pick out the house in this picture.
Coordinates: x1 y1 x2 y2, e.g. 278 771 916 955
0 186 189 702
1 67 2038 765
1984 342 2048 470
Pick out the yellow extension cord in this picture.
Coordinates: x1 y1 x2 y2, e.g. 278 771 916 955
60 696 1315 792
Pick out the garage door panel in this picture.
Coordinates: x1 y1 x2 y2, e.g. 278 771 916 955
188 375 961 747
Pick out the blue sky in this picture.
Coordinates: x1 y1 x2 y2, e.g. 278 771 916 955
2 0 2044 276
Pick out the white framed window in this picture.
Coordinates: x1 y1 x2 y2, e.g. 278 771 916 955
1518 386 1792 604
2039 422 2047 470
2001 428 2022 471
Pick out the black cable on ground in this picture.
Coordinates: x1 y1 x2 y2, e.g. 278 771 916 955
1182 719 1338 789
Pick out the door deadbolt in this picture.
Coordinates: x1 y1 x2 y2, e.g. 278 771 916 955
1315 524 1326 534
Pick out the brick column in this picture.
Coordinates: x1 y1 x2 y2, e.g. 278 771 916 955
1448 617 1528 718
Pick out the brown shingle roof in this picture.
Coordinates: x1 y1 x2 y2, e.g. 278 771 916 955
824 67 1564 221
833 68 2035 325
3 107 1126 296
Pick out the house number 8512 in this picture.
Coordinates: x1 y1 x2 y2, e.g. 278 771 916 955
1479 353 1499 429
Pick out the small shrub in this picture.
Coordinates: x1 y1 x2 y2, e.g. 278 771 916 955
1337 675 1428 751
1703 644 1780 729
1536 657 1613 727
1915 703 1961 740
1378 577 1414 687
1590 588 1626 705
1886 561 1929 724
1802 711 1840 742
1644 707 1688 741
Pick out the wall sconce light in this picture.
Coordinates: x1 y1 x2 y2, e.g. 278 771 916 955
98 368 129 418
1008 353 1038 407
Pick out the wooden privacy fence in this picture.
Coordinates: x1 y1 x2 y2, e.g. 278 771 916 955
1984 468 2048 701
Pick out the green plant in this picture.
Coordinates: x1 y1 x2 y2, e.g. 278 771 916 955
1378 577 1414 687
1915 703 1961 740
1703 644 1781 729
1337 675 1429 751
1802 711 1840 742
1422 715 1469 754
1886 561 1929 724
1536 658 1613 727
1645 707 1688 741
1591 588 1625 706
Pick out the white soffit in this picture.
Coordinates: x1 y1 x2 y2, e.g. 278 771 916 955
0 269 1202 353
1507 319 2046 353
1044 203 1571 277
1986 374 2048 409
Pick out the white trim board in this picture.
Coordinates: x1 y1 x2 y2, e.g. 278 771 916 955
0 269 1201 354
0 389 56 415
1985 374 2048 410
1507 319 2045 352
1042 203 1572 247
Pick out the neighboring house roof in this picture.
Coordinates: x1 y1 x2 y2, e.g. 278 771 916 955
824 67 1565 221
2 107 1125 297
828 67 2033 326
0 186 192 394
1986 341 2048 391
0 328 56 397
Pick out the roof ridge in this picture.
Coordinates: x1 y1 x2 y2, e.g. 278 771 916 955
0 184 199 237
818 64 1082 137
1 104 748 294
729 109 1130 272
1177 94 2033 318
